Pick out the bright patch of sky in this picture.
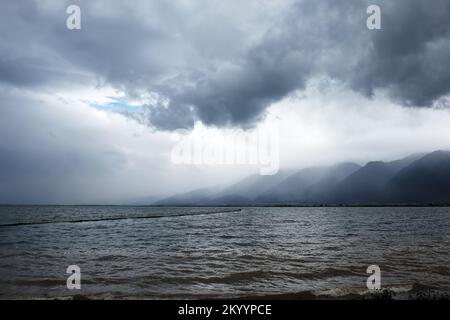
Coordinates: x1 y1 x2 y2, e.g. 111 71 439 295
93 97 143 114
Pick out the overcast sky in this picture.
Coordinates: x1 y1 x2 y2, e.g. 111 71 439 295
1 0 450 204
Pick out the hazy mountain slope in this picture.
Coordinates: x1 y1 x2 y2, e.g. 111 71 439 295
325 161 395 204
301 163 363 203
154 151 450 206
214 170 294 201
154 186 223 206
323 154 427 204
155 171 293 206
385 151 450 204
255 163 361 204
385 153 425 172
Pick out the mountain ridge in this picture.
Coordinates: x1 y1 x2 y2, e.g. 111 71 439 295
154 151 450 206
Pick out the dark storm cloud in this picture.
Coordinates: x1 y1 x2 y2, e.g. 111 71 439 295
1 0 450 129
351 0 450 106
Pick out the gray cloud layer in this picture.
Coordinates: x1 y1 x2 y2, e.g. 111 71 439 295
1 0 450 130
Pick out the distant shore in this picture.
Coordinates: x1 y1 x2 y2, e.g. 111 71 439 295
2 204 450 207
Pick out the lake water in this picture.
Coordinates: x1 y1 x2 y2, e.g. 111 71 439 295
0 206 449 299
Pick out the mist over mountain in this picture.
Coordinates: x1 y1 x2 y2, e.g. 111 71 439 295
155 171 294 206
155 151 450 206
255 163 361 204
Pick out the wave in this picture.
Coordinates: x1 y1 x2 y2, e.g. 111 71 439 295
236 283 435 300
0 209 242 228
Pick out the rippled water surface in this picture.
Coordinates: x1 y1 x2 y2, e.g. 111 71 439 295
0 206 449 299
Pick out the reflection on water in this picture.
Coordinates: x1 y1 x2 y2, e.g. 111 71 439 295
0 206 449 299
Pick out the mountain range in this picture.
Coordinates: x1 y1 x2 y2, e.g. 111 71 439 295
154 150 450 206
